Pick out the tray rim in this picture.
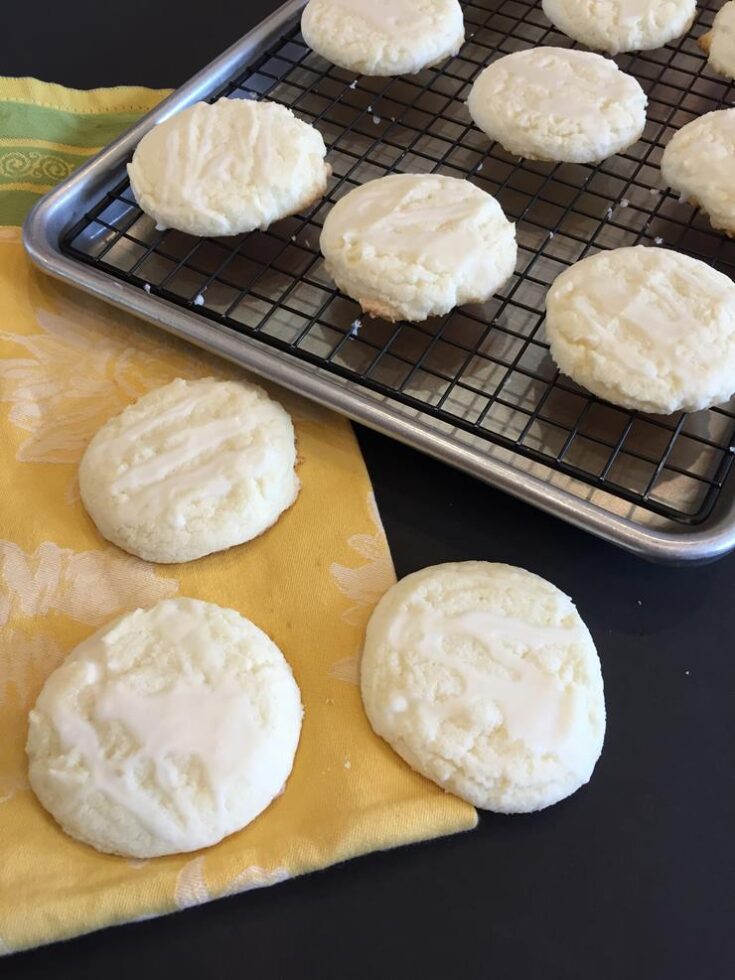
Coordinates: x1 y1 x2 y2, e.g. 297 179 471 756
21 0 735 565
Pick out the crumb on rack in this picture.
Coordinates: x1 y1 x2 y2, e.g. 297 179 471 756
654 236 663 244
349 79 357 89
350 318 362 337
606 207 613 219
477 162 483 171
619 198 629 208
193 293 205 306
548 231 555 239
372 115 381 124
649 187 660 195
143 283 151 293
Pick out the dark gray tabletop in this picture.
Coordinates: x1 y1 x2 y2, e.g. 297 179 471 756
3 3 734 977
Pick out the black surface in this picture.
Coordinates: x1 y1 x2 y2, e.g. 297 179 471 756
4 3 734 977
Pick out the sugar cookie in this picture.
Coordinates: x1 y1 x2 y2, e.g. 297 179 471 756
301 0 464 76
320 173 517 322
467 47 647 163
27 598 303 858
699 2 735 82
542 0 697 55
661 108 735 236
79 378 299 564
545 246 735 414
127 98 330 237
360 562 605 813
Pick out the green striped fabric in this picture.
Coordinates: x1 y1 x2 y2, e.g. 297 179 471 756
0 77 170 225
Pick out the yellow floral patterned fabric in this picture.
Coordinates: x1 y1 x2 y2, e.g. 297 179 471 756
0 81 476 955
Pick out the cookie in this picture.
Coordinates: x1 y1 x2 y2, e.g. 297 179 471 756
661 108 735 236
27 598 303 858
545 246 735 414
699 2 735 82
467 48 647 163
360 562 605 813
320 173 517 322
542 0 696 55
127 98 330 237
301 0 464 76
79 378 299 564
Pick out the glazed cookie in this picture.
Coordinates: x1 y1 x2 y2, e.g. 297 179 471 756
467 48 647 163
360 562 605 813
542 0 697 55
661 108 735 236
699 2 735 81
127 98 330 236
320 173 517 322
27 598 303 858
545 246 735 414
79 378 299 564
301 0 464 76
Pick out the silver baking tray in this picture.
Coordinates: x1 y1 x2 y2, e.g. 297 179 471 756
23 0 735 563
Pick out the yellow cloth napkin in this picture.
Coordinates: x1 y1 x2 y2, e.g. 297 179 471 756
0 78 476 955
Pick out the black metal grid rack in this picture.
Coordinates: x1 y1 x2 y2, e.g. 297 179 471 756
62 0 735 526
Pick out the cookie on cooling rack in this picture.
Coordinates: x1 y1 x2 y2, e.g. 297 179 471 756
545 246 735 415
79 378 299 564
699 1 735 81
542 0 697 54
319 173 517 322
360 561 606 813
27 598 303 858
300 0 464 76
467 48 647 164
127 98 330 237
661 108 735 237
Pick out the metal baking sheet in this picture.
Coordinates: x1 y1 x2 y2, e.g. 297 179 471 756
22 0 735 562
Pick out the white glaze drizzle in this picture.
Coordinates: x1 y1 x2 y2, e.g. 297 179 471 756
41 603 267 847
388 603 592 774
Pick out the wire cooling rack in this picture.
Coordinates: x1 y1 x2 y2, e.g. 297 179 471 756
60 0 735 529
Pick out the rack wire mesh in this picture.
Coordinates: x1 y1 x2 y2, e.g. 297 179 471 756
62 0 735 526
